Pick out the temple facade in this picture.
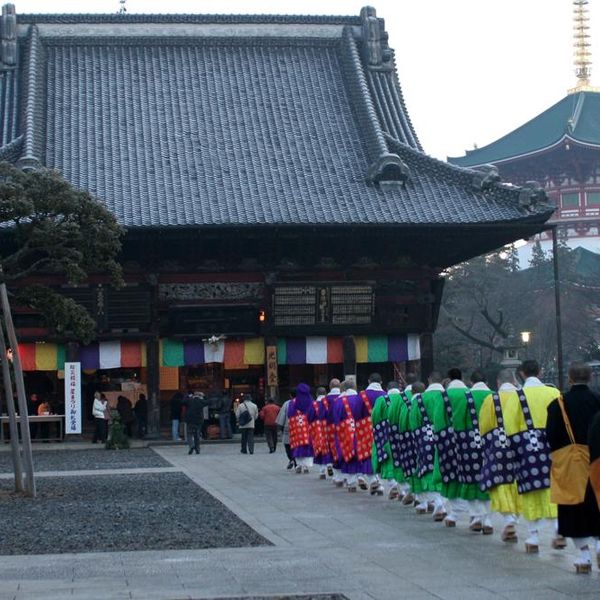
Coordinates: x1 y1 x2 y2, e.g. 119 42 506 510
0 4 554 433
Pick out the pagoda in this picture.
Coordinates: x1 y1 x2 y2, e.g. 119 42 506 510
450 0 600 260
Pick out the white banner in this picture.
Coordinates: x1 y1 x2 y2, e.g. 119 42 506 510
64 362 82 435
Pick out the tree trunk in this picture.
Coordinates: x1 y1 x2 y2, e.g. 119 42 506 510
0 283 35 497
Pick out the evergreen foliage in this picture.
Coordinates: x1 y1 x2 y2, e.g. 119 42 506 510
0 162 124 341
529 238 548 267
105 410 130 450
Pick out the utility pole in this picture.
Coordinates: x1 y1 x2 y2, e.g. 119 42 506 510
552 226 565 391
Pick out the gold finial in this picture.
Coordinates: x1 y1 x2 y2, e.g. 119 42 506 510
569 0 600 93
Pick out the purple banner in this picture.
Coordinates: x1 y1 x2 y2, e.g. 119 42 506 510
286 338 306 365
184 341 205 365
388 336 408 362
80 343 100 370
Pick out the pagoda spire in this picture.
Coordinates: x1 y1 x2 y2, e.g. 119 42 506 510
569 0 600 92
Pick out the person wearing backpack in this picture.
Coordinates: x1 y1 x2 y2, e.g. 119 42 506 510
235 394 259 454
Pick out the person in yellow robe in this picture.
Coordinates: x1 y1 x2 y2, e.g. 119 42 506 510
479 361 559 553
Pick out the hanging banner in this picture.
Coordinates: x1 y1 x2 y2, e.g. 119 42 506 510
266 345 278 387
64 362 82 435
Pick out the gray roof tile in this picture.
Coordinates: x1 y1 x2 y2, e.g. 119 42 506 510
0 9 554 230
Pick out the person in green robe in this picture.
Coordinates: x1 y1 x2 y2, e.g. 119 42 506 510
391 380 425 504
435 369 492 531
409 372 447 520
371 381 401 499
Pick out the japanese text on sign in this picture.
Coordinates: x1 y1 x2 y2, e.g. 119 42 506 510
64 362 82 435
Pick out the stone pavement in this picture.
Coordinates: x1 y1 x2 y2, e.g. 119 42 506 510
1 442 599 600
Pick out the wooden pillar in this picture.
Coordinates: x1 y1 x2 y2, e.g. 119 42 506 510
419 332 433 382
146 274 161 438
343 335 356 384
146 337 160 439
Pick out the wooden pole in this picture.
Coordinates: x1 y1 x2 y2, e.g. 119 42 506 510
0 319 23 492
0 282 36 496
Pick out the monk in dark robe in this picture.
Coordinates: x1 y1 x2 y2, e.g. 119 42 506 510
547 362 600 573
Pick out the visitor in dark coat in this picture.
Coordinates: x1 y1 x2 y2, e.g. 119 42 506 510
183 392 206 455
116 395 135 437
547 362 600 572
134 393 148 438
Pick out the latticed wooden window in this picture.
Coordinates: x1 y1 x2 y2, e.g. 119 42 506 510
561 192 580 207
586 191 600 206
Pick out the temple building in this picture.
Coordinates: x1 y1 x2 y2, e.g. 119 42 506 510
450 0 600 264
0 4 554 434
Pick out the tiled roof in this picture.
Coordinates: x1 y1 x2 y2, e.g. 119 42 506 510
449 91 600 168
0 6 554 230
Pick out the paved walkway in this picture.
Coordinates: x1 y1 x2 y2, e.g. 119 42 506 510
1 442 599 600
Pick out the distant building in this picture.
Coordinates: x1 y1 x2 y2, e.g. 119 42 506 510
450 0 600 264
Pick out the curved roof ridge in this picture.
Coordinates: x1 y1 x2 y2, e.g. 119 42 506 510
385 134 554 218
17 25 44 170
567 91 586 134
0 68 19 147
339 26 389 164
19 13 361 26
368 69 420 151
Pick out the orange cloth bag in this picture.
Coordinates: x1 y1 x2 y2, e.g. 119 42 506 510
550 396 590 505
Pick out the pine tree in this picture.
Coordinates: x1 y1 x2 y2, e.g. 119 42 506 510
506 244 520 272
529 238 548 268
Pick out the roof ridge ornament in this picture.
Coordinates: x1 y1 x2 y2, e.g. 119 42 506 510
470 164 501 191
1 3 17 69
518 181 550 213
569 0 600 93
118 0 127 14
360 6 392 70
367 153 410 186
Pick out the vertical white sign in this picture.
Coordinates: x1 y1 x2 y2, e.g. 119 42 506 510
65 362 81 435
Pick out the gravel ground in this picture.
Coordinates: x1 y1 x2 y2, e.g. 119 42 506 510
0 448 170 473
0 472 270 555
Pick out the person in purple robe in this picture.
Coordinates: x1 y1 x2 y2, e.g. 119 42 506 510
323 379 341 480
334 378 375 492
360 372 387 495
287 383 315 474
312 386 331 479
327 379 347 486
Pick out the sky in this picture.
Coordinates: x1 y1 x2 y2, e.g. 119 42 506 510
11 0 600 160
